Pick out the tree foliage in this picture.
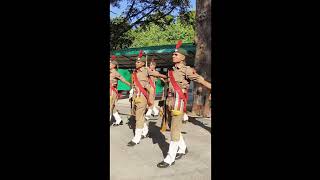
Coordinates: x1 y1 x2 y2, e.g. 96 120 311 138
110 0 192 50
128 11 195 47
110 17 135 50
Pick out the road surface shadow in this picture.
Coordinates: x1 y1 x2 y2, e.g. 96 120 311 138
148 121 169 158
188 117 211 134
126 115 136 135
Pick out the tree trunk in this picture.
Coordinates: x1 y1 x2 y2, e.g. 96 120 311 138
191 0 212 117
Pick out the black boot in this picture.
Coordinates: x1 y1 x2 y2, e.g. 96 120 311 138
157 161 175 168
141 132 150 139
127 141 138 147
113 120 123 126
175 148 188 160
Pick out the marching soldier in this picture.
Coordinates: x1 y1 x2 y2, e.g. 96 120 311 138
157 40 212 168
145 59 161 118
110 55 131 126
128 51 167 146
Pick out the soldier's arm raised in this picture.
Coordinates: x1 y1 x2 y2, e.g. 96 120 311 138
186 67 211 90
116 72 132 87
148 69 167 79
160 77 166 83
121 78 132 87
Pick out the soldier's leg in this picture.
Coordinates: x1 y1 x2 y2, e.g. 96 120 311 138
141 96 149 137
110 92 116 122
183 113 189 121
146 87 155 117
111 93 123 125
113 104 123 125
152 98 159 116
166 107 171 130
177 132 187 153
145 105 153 117
178 99 188 154
175 133 188 160
129 95 147 145
166 97 174 130
152 88 159 116
160 105 171 133
113 111 122 125
158 113 183 167
157 96 177 168
141 121 149 138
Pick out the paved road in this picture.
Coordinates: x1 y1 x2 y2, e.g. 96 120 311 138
110 98 212 180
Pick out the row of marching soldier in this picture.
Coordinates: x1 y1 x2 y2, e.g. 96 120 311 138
109 40 211 168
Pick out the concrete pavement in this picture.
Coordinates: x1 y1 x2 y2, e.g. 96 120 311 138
110 98 212 180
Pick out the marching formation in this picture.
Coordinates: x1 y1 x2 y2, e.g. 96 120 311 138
109 40 211 168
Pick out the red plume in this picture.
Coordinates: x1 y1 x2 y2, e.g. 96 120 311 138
176 40 182 49
138 50 143 58
111 55 116 61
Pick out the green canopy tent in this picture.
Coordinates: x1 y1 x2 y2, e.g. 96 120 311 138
112 43 196 69
112 43 196 93
117 69 166 94
117 69 132 91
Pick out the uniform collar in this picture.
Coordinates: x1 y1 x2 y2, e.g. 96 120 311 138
174 62 185 69
136 67 144 72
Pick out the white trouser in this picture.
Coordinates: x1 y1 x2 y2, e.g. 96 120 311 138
177 133 187 153
141 122 148 137
153 106 159 116
146 108 152 116
164 141 179 165
132 128 143 143
113 112 122 124
183 113 188 121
